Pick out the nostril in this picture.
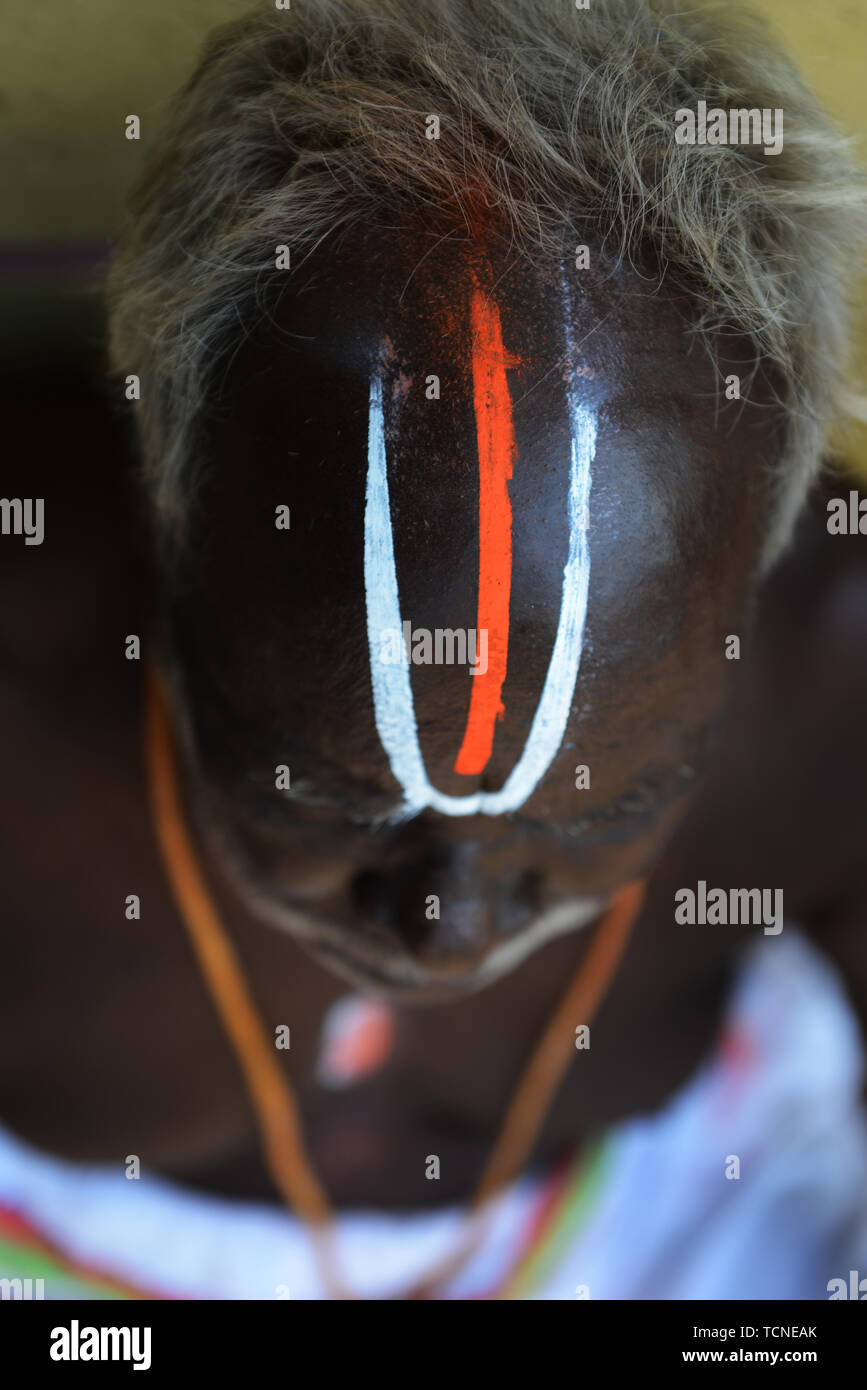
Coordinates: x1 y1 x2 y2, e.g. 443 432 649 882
350 869 390 926
513 868 544 914
350 868 430 949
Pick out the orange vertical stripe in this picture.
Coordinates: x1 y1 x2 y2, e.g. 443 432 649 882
453 287 516 776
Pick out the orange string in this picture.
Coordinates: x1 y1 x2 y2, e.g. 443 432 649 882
144 660 646 1300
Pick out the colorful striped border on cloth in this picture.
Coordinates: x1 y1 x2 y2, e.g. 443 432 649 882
0 1142 608 1302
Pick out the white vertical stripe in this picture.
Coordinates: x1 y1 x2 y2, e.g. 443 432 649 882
363 286 595 819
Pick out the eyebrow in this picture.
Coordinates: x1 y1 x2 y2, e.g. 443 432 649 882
511 768 696 842
234 759 404 834
289 787 404 832
172 671 404 832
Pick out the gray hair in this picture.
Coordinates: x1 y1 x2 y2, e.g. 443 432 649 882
107 0 865 566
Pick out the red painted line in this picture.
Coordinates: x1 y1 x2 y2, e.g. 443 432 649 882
453 287 517 776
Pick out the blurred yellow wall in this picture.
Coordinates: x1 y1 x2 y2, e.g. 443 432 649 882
751 0 867 473
1 1 245 242
2 0 865 468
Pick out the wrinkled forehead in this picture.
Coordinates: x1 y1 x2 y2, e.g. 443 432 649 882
172 227 773 820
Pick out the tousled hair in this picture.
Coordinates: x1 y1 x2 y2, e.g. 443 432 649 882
107 0 866 565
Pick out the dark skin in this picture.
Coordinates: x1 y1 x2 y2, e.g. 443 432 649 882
163 228 773 983
1 230 866 1212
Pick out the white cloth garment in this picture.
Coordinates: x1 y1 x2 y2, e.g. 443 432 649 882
1 929 866 1299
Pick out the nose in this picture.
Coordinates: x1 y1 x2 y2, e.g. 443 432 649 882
349 837 545 963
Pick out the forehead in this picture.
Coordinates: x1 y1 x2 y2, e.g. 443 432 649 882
173 226 774 822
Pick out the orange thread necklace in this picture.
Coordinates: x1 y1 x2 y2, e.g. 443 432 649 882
144 661 646 1300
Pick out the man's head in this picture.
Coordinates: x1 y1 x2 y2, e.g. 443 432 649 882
108 0 862 997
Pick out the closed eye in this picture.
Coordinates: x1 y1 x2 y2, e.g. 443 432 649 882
511 770 695 842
